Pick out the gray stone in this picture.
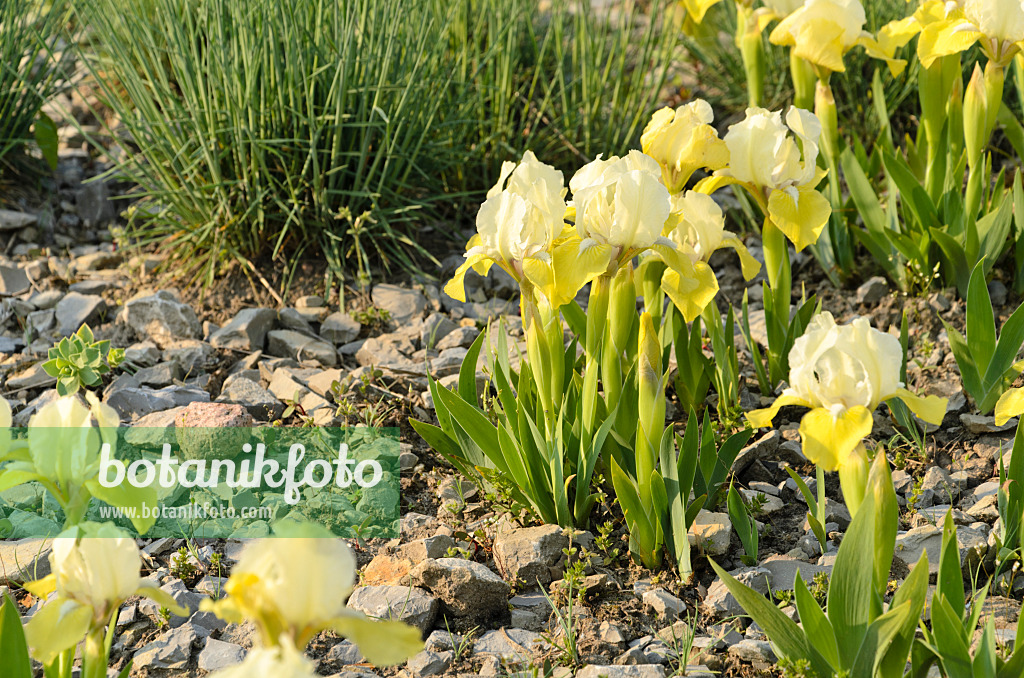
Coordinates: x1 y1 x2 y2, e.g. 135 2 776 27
0 538 51 582
346 585 438 633
729 638 777 663
55 292 106 335
473 628 550 660
961 414 1016 435
210 308 277 351
918 466 962 509
321 312 362 344
397 535 457 562
76 179 116 225
266 329 338 366
856 276 889 305
577 666 667 678
356 333 415 367
327 639 364 664
688 510 731 556
134 361 184 387
197 638 246 672
801 499 851 531
732 430 779 474
0 266 30 296
894 526 942 574
7 363 56 391
703 567 772 618
643 589 686 619
411 558 511 626
138 579 206 628
75 251 122 271
125 341 161 367
163 339 215 373
123 291 202 343
132 624 198 670
431 347 469 377
278 307 315 334
435 326 479 350
406 650 452 677
421 313 458 349
758 555 831 591
424 630 463 653
217 377 285 420
0 209 37 231
493 525 568 586
106 385 209 420
27 309 55 335
372 284 426 325
989 280 1009 307
28 289 62 310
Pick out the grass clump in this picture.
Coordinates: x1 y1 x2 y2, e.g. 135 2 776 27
1 0 69 177
74 0 675 288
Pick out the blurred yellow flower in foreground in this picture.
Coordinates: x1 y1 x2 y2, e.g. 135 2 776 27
201 537 422 666
24 525 184 665
995 387 1024 426
208 643 318 678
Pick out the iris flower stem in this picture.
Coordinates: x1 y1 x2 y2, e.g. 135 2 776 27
735 3 764 108
790 52 816 111
816 465 826 540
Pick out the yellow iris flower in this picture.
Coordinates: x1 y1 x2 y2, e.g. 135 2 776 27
24 525 186 665
699 106 831 253
565 151 724 321
681 0 802 28
640 100 729 194
201 536 422 666
995 386 1024 426
916 0 1024 68
645 191 761 320
769 0 909 76
748 312 947 472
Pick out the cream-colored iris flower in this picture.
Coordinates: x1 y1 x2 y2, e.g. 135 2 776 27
769 0 909 75
201 538 422 666
444 151 611 310
562 151 723 321
444 150 569 303
747 312 947 471
701 106 831 252
916 0 1024 67
208 643 319 678
665 191 762 276
0 393 157 533
25 392 117 489
24 525 185 665
644 191 761 320
640 100 729 193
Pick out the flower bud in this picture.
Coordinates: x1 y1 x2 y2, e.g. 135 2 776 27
964 63 988 169
636 311 665 495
